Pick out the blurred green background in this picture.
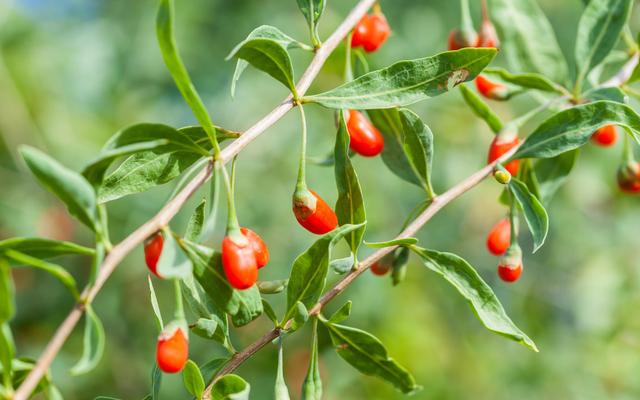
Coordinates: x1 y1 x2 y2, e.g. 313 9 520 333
1 0 640 399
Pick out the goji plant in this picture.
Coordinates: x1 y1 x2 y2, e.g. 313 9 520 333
2 0 640 399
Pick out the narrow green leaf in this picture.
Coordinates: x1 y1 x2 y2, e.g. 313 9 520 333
183 360 206 400
274 339 290 400
508 178 549 253
148 277 164 331
0 238 94 259
262 300 278 324
227 28 297 95
200 358 229 383
156 231 192 279
0 260 14 323
70 305 105 375
365 238 418 248
535 150 579 204
151 364 162 400
335 110 366 255
483 68 566 94
257 280 288 294
211 374 250 400
411 247 537 351
459 84 504 133
306 48 497 109
329 255 354 275
322 321 419 394
513 101 640 159
0 324 14 390
285 223 365 320
296 0 325 45
328 301 352 324
185 199 206 242
301 319 322 400
583 86 628 103
5 250 78 299
491 0 568 83
289 301 309 333
20 146 97 231
575 0 632 81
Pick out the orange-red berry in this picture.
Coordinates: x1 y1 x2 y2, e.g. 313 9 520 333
486 218 511 256
221 233 258 290
475 75 508 100
448 29 479 50
144 232 164 278
617 161 640 193
497 245 523 283
156 327 188 373
351 12 390 53
293 189 338 235
478 19 499 48
488 132 520 176
591 125 617 147
346 110 384 157
240 227 269 269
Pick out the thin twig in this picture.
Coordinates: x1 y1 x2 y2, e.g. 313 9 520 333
13 1 376 399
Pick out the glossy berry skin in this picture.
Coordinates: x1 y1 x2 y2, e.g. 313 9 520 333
156 328 188 373
351 15 370 48
497 262 522 283
475 75 508 100
617 161 640 193
351 13 390 53
371 261 391 276
347 110 384 157
240 227 269 269
488 135 520 176
293 190 338 235
222 235 258 290
591 125 617 147
486 219 511 256
448 29 479 50
144 232 164 278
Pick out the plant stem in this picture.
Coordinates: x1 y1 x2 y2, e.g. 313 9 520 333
173 278 185 320
460 0 474 32
295 104 309 193
623 134 635 163
344 33 354 82
222 157 241 235
508 189 518 246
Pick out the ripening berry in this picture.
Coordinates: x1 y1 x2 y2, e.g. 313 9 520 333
448 29 479 51
156 326 188 373
478 20 499 48
293 189 338 235
370 261 391 276
591 125 617 147
222 233 258 290
347 110 384 157
497 245 523 283
144 231 164 278
240 227 270 269
486 218 511 256
351 15 370 48
362 13 390 52
617 161 640 193
475 75 508 100
488 131 521 176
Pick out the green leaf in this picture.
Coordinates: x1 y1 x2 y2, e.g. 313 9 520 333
0 238 94 259
535 150 579 204
575 0 632 81
257 280 288 294
411 247 537 351
231 25 309 97
483 68 566 94
513 101 640 159
182 242 262 327
274 339 290 400
0 260 14 323
182 273 229 346
508 179 549 253
322 321 419 394
262 300 278 324
490 0 568 83
583 86 628 103
367 108 435 192
328 301 352 324
148 277 164 331
183 360 206 400
70 305 105 375
5 250 78 299
459 84 504 134
335 110 366 255
200 358 229 383
285 223 365 320
20 146 98 231
296 0 325 45
156 231 192 279
289 301 309 333
211 374 250 400
185 199 206 242
306 48 497 109
301 319 322 400
329 255 354 275
0 324 14 390
227 27 297 95
151 364 162 400
365 238 418 248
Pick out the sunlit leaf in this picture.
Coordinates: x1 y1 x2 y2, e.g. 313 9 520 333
508 178 549 253
211 374 250 400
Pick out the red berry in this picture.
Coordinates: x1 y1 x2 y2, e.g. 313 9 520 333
488 132 520 176
351 15 370 48
293 189 338 235
475 75 508 100
362 13 390 53
370 261 390 276
497 262 522 283
617 161 640 193
346 110 384 157
448 29 479 50
478 1 499 48
486 218 511 256
221 233 258 290
240 227 269 269
591 125 617 147
144 232 164 278
156 327 188 373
